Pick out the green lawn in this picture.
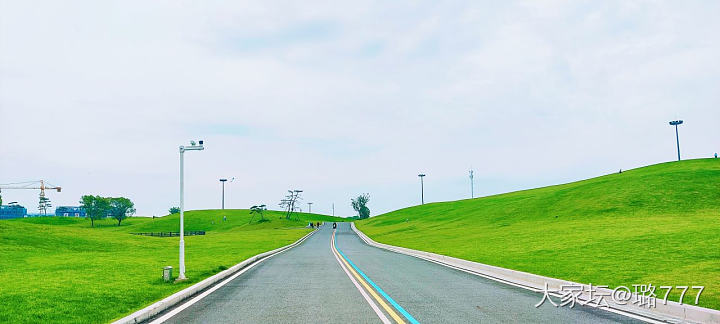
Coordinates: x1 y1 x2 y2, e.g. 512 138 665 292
357 158 720 310
0 209 346 323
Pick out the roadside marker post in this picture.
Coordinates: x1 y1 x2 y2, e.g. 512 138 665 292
163 266 173 282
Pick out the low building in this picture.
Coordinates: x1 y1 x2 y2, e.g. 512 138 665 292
0 204 28 219
55 206 86 217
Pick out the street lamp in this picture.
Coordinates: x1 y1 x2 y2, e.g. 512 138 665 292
178 139 204 281
307 202 313 213
418 174 426 205
669 120 683 161
219 179 227 209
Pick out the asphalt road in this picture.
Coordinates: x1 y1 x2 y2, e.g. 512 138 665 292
160 223 642 323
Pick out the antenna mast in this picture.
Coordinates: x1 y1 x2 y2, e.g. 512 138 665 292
469 169 474 199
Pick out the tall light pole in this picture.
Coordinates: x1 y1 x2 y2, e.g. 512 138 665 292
332 203 335 216
307 202 313 213
418 174 426 205
469 169 474 199
669 120 683 161
178 140 204 281
219 179 227 209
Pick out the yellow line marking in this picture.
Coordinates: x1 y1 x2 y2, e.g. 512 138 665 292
330 234 391 324
332 231 406 324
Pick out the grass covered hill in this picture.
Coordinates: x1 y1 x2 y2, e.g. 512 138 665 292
0 209 345 323
357 158 720 310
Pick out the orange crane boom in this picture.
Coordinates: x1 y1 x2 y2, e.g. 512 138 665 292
0 180 61 194
0 180 62 215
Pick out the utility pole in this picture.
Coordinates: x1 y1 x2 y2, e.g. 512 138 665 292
178 140 204 281
469 169 474 199
669 120 683 161
418 174 426 205
332 203 335 216
219 178 227 209
307 202 313 213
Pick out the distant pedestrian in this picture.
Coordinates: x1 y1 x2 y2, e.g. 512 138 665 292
332 222 337 230
715 153 718 158
223 215 227 222
316 222 320 228
310 222 314 229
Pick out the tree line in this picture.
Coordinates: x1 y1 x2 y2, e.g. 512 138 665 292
80 195 136 227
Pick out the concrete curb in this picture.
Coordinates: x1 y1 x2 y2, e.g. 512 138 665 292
351 223 720 324
113 229 318 324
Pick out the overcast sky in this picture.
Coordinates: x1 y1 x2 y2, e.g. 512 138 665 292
1 1 718 217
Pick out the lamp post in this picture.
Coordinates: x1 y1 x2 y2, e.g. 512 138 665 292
418 174 426 205
219 179 227 209
669 120 683 161
469 169 474 199
307 202 313 213
178 140 204 281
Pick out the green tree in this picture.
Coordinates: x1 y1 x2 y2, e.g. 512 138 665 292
249 204 267 223
110 197 135 226
38 196 52 216
169 207 180 214
80 195 111 227
279 190 302 220
351 193 370 219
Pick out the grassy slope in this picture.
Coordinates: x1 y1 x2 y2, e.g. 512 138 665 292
357 159 720 310
0 210 345 323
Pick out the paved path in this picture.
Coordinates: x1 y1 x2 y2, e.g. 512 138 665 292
160 223 642 323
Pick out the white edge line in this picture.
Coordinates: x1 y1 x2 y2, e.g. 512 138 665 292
351 224 665 324
149 247 290 324
409 253 663 324
331 230 392 324
114 229 318 324
147 231 316 324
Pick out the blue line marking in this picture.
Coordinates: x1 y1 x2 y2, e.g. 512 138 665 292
335 245 420 324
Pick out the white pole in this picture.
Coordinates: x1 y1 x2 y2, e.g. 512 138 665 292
178 147 186 280
470 170 474 199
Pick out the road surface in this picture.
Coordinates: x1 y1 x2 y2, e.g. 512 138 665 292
158 223 641 323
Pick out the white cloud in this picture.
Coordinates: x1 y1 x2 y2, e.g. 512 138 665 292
1 1 719 217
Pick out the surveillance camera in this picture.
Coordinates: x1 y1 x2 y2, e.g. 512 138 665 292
199 140 204 145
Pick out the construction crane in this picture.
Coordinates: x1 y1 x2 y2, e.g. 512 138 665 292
0 180 62 214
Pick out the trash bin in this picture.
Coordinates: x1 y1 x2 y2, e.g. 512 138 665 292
163 266 173 282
